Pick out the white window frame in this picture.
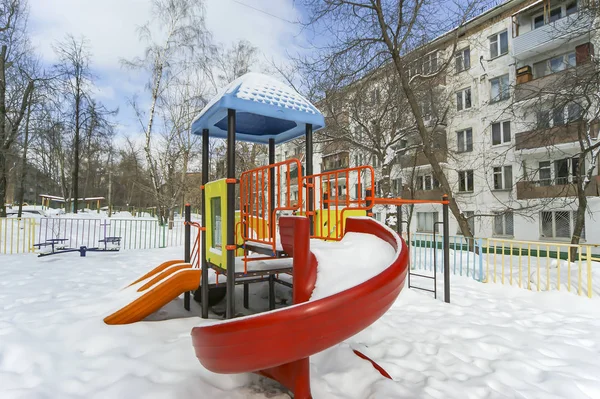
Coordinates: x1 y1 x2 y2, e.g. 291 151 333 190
492 165 513 190
417 211 439 233
491 121 511 145
536 157 584 186
489 30 508 59
456 128 473 153
415 174 439 191
493 211 514 237
455 47 470 73
456 87 472 111
458 170 474 192
490 74 510 103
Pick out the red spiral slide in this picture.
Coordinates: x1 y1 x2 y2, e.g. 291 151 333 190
191 216 409 398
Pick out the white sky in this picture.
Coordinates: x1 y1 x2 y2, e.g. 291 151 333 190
27 0 305 137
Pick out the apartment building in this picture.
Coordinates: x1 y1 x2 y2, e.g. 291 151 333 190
271 0 599 244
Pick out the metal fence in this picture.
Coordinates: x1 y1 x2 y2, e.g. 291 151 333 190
0 217 187 255
0 217 37 254
407 232 599 298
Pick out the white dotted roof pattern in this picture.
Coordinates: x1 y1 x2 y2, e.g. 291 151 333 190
234 73 317 114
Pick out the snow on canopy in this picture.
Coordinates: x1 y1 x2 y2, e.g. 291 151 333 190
191 73 325 144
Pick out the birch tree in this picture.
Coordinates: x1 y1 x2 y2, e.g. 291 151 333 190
124 0 209 224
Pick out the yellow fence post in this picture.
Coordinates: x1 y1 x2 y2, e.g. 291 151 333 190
587 246 593 298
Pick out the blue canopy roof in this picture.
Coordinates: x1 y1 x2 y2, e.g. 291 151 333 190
191 73 325 144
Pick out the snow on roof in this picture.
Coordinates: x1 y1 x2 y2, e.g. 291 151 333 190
191 73 325 145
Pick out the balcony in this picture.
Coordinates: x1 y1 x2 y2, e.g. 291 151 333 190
516 176 600 199
515 120 598 150
513 11 592 59
321 151 349 172
401 187 444 201
514 64 594 103
397 149 447 168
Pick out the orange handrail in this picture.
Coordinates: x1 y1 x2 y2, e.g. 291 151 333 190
373 197 450 205
240 158 303 254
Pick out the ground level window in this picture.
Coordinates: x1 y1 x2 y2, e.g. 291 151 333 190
417 212 439 232
494 211 514 236
540 210 584 239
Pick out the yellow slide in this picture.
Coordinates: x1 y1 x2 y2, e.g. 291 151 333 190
104 260 201 325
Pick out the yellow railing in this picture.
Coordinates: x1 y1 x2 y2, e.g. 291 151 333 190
484 237 598 298
0 217 37 254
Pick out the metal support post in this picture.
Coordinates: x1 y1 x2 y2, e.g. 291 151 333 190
305 124 314 235
226 109 236 319
443 195 450 303
201 128 210 318
184 204 191 311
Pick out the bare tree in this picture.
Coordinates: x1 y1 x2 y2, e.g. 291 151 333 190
300 0 490 237
0 0 34 217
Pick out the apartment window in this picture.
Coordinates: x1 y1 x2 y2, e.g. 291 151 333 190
494 211 514 236
493 166 513 190
536 102 583 128
541 211 584 239
391 178 403 196
416 174 439 191
489 30 508 58
455 47 470 72
456 88 471 111
423 51 438 74
420 99 432 120
537 158 584 186
458 170 474 192
534 14 545 29
491 121 511 145
456 128 473 152
417 211 439 232
533 51 576 78
457 211 475 235
372 154 380 167
538 161 552 186
533 2 578 30
410 51 438 77
568 102 583 122
490 74 510 102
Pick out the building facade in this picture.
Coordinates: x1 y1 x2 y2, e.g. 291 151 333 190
269 0 599 245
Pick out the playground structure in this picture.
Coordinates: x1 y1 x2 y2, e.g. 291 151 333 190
104 73 453 398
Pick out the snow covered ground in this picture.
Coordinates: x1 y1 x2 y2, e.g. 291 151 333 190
2 246 600 398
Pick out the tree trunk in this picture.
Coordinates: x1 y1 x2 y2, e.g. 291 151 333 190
372 10 473 239
107 153 112 217
0 45 7 218
17 98 32 217
72 83 81 214
570 183 588 261
0 150 7 217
